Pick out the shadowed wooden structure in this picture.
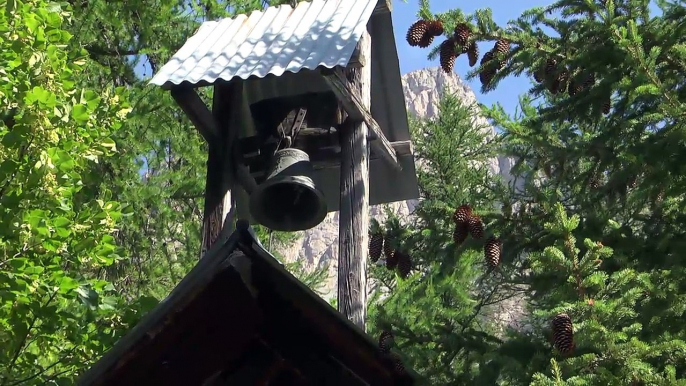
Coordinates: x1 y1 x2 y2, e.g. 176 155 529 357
146 0 418 329
77 221 418 385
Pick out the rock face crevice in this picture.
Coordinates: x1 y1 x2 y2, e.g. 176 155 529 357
279 67 519 307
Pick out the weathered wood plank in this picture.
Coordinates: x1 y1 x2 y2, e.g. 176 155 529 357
201 82 254 257
337 30 371 331
373 0 392 14
222 82 254 230
200 144 228 257
171 86 219 142
198 81 244 257
321 67 400 170
310 140 412 169
347 46 366 68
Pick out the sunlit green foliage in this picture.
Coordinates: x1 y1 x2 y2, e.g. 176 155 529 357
0 2 147 383
0 1 326 384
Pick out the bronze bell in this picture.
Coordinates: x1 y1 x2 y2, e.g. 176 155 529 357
249 148 327 232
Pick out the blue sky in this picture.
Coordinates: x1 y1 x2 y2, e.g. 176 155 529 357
391 0 554 115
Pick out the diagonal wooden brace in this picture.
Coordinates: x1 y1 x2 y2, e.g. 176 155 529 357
321 67 401 171
171 86 219 142
170 85 257 194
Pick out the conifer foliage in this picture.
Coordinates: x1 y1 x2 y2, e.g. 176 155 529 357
367 94 503 384
397 0 686 383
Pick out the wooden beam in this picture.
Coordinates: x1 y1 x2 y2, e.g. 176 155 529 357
321 67 400 171
310 141 412 169
373 0 392 14
337 29 371 332
199 81 250 257
347 46 366 68
199 84 231 257
171 86 219 142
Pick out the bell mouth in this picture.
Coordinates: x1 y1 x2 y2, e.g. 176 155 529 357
249 175 327 232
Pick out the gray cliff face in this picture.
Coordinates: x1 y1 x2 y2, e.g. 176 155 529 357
402 67 519 185
279 67 517 302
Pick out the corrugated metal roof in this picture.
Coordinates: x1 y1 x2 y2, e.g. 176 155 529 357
150 0 419 208
149 0 377 87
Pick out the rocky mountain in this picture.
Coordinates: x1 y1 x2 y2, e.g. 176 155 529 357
280 67 519 304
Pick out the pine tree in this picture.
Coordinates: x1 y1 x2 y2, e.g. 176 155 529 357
367 93 508 384
406 0 686 383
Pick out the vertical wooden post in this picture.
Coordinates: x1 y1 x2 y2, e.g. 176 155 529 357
199 144 231 257
337 29 371 330
199 81 243 257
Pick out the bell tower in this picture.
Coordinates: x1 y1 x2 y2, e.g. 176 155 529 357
150 0 415 330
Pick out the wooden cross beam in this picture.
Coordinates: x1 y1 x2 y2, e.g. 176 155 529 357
171 86 219 142
170 84 256 192
321 67 401 171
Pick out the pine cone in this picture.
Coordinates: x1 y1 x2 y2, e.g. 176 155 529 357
547 81 559 94
567 78 583 96
369 232 384 262
466 42 479 67
426 19 444 36
389 353 405 374
583 73 596 88
479 51 496 86
602 98 611 115
481 50 495 65
439 38 457 74
406 20 428 47
545 58 558 76
396 251 412 279
452 222 469 246
589 174 602 189
552 313 575 354
417 33 434 48
480 70 496 86
484 236 502 269
533 68 544 83
379 330 395 353
468 215 484 239
656 190 665 203
453 205 472 224
454 23 471 46
552 70 569 94
383 235 395 260
385 253 398 270
494 39 510 54
480 70 495 86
